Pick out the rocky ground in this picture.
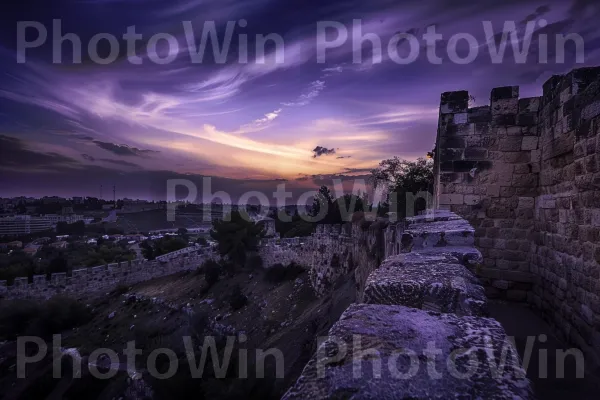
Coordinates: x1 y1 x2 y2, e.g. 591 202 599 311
0 265 356 400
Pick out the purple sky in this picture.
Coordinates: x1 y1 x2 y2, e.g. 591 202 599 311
1 0 599 201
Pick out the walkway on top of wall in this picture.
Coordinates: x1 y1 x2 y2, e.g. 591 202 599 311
282 210 533 399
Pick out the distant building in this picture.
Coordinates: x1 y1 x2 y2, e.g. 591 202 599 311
72 196 84 204
42 196 67 204
43 214 85 226
102 209 117 223
0 215 52 236
61 206 74 215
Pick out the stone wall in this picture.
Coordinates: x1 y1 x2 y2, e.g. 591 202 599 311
0 246 217 299
434 66 600 367
434 84 541 300
532 68 600 366
283 210 532 399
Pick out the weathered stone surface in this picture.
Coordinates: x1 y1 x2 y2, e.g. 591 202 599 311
404 245 483 268
402 219 475 251
282 304 532 400
433 66 600 370
363 254 487 316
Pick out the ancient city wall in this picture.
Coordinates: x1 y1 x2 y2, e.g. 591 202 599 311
0 246 217 299
283 210 532 399
434 66 600 367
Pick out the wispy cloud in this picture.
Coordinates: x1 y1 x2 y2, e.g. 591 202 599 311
282 80 326 107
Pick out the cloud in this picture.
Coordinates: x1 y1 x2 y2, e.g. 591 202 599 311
282 80 326 107
99 159 140 167
337 155 352 159
312 146 336 158
81 152 139 167
251 108 283 126
93 141 159 157
0 135 79 171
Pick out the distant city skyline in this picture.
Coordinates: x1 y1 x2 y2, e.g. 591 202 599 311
1 0 599 199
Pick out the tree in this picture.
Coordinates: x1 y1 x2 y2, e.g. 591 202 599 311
47 254 68 275
309 186 334 222
210 210 265 269
56 220 85 236
140 240 155 260
177 227 189 239
333 193 365 222
370 157 434 218
202 260 220 287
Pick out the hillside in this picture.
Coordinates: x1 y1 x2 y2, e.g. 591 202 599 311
0 264 356 400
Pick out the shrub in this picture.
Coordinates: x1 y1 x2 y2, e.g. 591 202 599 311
360 219 373 231
228 284 248 311
246 254 263 269
222 261 236 276
0 296 92 339
188 311 209 339
263 262 305 283
202 260 220 287
112 284 130 295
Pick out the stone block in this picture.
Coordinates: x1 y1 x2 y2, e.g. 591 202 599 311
517 113 538 127
521 137 538 151
493 113 517 126
499 137 523 151
468 106 491 123
518 197 535 208
440 91 469 114
491 86 519 100
363 255 487 316
504 151 530 163
440 148 464 161
487 185 500 197
439 193 464 205
492 280 512 290
448 123 475 136
538 195 556 209
464 195 481 205
518 97 540 113
506 126 523 135
464 148 488 159
454 113 468 124
282 304 532 400
492 97 519 115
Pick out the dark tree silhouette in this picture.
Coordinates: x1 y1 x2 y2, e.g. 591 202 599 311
210 210 265 269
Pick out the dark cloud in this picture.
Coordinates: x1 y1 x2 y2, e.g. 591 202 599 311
311 173 371 186
93 141 159 157
312 146 336 158
99 159 140 168
521 4 551 24
81 153 95 161
336 156 352 159
0 135 79 171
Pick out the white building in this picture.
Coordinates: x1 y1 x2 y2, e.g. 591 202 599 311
0 215 53 236
43 214 86 225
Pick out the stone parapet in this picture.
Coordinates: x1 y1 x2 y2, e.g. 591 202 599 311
283 304 531 399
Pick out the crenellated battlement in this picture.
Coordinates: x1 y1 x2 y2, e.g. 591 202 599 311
0 247 218 300
434 65 600 367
